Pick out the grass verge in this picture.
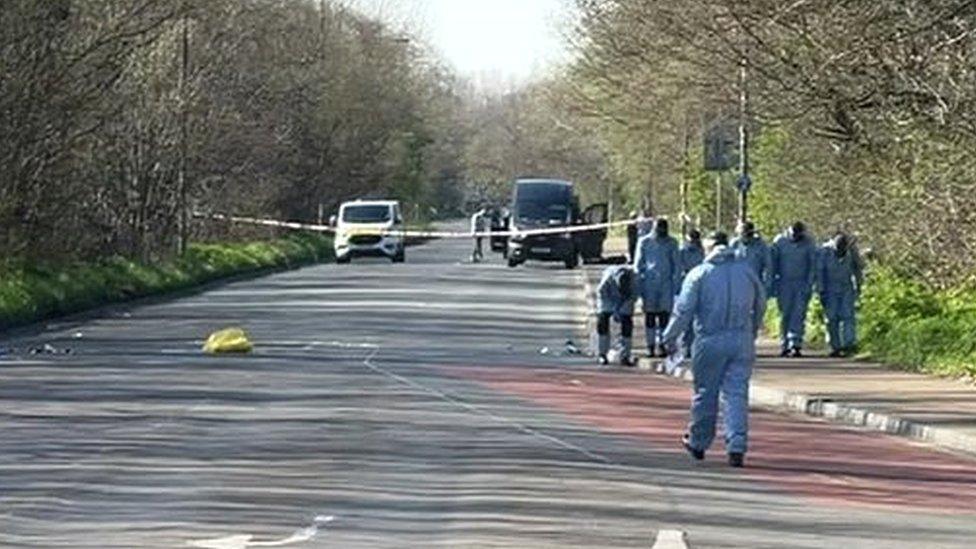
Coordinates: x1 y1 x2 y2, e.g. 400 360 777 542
0 233 333 331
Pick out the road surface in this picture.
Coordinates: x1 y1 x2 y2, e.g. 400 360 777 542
2 230 976 548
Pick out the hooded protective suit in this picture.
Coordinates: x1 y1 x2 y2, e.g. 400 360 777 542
662 245 766 456
731 234 772 295
634 234 682 309
596 265 639 362
817 238 864 353
596 265 639 317
634 232 681 351
771 227 818 352
679 237 705 354
680 240 705 277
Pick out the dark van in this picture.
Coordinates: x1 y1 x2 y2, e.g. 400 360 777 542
505 178 608 269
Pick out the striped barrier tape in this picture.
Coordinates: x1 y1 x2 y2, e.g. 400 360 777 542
196 212 638 239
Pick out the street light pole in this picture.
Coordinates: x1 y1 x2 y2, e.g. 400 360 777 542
737 55 750 224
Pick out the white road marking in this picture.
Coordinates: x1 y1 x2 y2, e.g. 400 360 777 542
218 340 683 528
188 515 334 549
652 529 689 549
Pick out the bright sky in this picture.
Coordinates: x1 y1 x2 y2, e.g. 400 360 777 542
353 0 571 83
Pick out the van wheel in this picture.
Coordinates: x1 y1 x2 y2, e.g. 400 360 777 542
336 256 351 265
507 258 520 268
392 249 406 263
564 252 579 270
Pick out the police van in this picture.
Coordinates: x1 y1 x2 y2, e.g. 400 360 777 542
504 179 608 269
331 200 406 264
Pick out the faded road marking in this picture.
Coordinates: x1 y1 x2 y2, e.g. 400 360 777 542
652 529 688 549
188 515 334 549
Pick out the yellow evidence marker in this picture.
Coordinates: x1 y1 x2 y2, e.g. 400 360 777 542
203 327 254 354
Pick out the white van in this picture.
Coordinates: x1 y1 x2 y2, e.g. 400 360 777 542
332 200 406 264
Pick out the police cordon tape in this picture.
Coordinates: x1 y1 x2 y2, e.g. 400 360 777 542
195 212 639 239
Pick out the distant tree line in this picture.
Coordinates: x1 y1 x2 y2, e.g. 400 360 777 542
1 0 466 263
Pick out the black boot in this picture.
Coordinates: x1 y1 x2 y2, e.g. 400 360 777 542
728 452 745 468
682 435 705 461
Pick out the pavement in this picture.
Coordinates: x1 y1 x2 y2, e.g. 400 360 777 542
583 256 976 458
1 225 975 548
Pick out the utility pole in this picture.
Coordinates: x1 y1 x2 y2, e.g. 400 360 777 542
737 55 751 224
681 112 690 236
177 3 190 255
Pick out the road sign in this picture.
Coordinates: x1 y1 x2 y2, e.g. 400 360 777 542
703 116 738 172
736 174 752 192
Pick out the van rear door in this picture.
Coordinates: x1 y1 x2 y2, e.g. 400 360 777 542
575 203 609 263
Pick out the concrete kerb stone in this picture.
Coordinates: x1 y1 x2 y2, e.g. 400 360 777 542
581 268 976 458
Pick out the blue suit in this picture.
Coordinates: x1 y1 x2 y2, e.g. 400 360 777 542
596 265 638 317
770 230 818 352
817 243 864 353
596 266 639 361
634 233 681 350
634 234 681 311
731 235 772 295
678 241 705 353
662 246 766 455
680 242 705 277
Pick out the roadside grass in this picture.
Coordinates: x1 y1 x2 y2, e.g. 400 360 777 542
858 268 976 379
0 234 333 331
764 267 976 379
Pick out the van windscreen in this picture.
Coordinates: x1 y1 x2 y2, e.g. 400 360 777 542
342 205 391 223
514 184 570 224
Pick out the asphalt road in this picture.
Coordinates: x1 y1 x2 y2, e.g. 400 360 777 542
2 229 976 548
